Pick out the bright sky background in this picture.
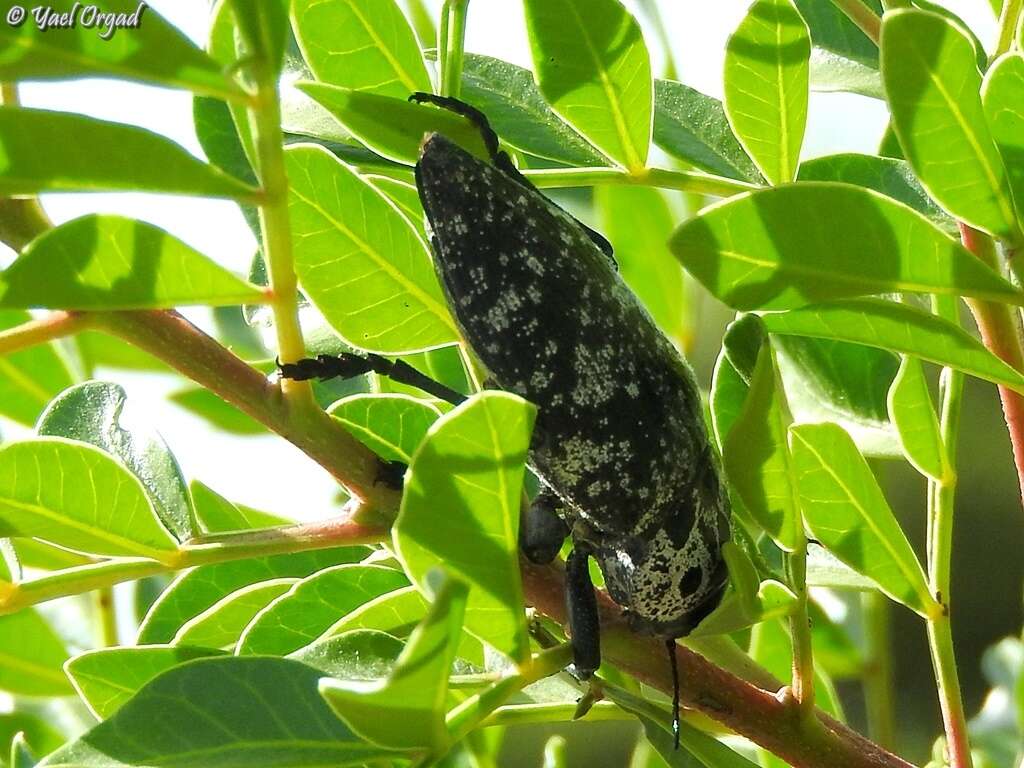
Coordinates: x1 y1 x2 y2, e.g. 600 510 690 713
2 0 999 520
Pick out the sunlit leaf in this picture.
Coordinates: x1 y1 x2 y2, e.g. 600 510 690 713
882 9 1020 240
0 0 244 100
37 381 195 541
670 183 1024 310
0 438 177 559
320 573 468 750
0 609 72 696
887 356 948 482
724 0 810 185
171 578 297 649
0 216 263 310
653 79 762 183
761 298 1024 393
982 52 1024 220
137 548 367 643
328 393 440 463
0 713 65 758
297 83 489 165
789 422 936 616
66 645 224 719
723 344 801 550
394 392 534 664
291 0 431 99
793 0 882 98
460 54 606 167
287 144 458 353
0 108 256 198
39 657 398 767
523 0 651 170
238 564 409 656
191 481 288 534
0 310 73 427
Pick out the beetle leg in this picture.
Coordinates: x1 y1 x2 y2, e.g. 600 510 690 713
565 541 601 678
520 487 569 564
278 353 468 407
666 639 681 749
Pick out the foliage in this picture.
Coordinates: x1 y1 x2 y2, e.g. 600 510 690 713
0 1 1023 767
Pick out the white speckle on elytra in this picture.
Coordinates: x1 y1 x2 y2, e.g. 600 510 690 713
626 382 640 397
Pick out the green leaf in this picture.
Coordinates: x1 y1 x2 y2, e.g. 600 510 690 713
287 144 459 353
797 153 954 233
365 175 426 238
320 573 468 750
723 345 801 550
171 578 297 649
595 186 688 347
690 578 798 638
792 0 882 98
192 96 259 236
291 0 430 99
0 714 64 758
0 310 73 426
653 79 762 183
137 548 367 643
37 381 195 541
326 584 427 636
328 394 440 463
238 564 409 656
191 481 288 534
983 52 1024 221
670 182 1024 311
1 215 263 310
394 392 534 664
0 108 257 199
169 387 268 436
291 629 403 679
0 438 177 559
65 645 224 719
881 9 1020 241
760 298 1024 393
724 0 810 185
523 0 651 170
0 0 244 100
10 732 36 768
297 83 489 165
0 609 72 696
710 349 749 449
789 422 936 616
887 356 948 482
39 657 397 768
11 538 95 572
460 54 606 167
806 542 876 590
773 335 900 458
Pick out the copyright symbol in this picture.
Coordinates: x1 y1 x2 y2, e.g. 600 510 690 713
6 5 25 26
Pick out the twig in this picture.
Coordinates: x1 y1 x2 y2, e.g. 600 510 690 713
0 311 93 356
829 0 881 45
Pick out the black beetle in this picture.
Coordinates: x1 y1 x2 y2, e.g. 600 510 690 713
280 94 732 741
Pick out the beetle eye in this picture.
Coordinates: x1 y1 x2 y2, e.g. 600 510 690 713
678 565 704 597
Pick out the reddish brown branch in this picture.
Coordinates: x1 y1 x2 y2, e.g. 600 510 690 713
959 224 1024 512
521 560 915 768
0 311 93 355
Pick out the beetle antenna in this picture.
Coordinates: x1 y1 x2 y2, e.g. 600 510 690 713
666 639 680 749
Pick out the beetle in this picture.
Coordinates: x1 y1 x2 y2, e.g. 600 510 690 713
280 94 732 741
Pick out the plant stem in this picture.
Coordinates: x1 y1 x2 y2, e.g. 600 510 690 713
995 0 1024 59
442 644 573 753
958 225 1024 512
925 263 972 767
439 0 470 98
525 166 758 198
829 0 882 45
0 197 52 251
249 51 310 402
861 590 896 750
784 536 816 723
94 587 119 647
0 511 385 615
90 310 397 511
0 312 93 356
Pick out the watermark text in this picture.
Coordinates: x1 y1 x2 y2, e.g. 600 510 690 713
6 3 148 39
